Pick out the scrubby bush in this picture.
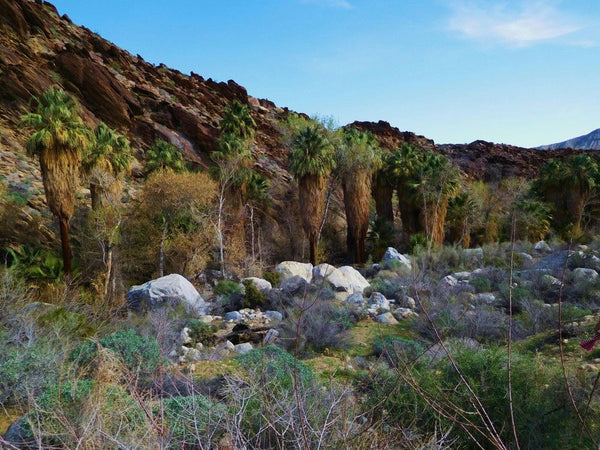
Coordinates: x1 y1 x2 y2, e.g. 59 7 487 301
277 300 354 354
469 277 492 293
70 328 160 374
186 319 218 346
214 279 242 298
262 270 281 287
242 279 265 309
237 345 314 388
162 395 227 447
373 335 424 365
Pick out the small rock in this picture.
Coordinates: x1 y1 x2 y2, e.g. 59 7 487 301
263 328 279 345
235 343 253 354
180 346 202 362
476 293 496 303
402 296 416 309
375 312 399 324
225 311 244 322
453 271 471 281
346 292 366 304
180 327 192 345
542 274 563 286
281 275 308 295
265 310 283 321
392 307 418 320
442 275 458 287
573 267 599 281
519 252 533 262
199 315 214 323
383 247 412 270
534 240 551 252
241 277 272 292
369 292 390 310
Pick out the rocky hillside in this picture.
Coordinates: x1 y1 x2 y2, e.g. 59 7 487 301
537 128 600 151
1 0 599 201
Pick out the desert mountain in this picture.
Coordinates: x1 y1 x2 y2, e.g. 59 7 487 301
0 0 597 198
537 128 600 151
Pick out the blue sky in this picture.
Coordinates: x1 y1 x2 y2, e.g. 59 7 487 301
50 0 599 147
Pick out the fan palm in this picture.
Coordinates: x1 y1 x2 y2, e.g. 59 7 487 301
20 87 89 274
288 125 335 265
219 99 256 141
145 139 186 175
336 128 382 263
83 122 132 210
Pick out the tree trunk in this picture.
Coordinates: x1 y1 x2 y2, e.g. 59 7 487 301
309 234 318 266
59 217 72 275
159 222 167 277
299 175 326 265
373 178 394 223
344 171 371 264
90 183 102 211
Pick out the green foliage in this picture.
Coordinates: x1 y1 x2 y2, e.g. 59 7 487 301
367 217 397 261
83 122 132 176
0 339 61 406
262 270 281 287
409 232 427 252
469 277 492 293
37 306 95 338
372 335 424 364
335 128 382 174
219 99 256 141
214 279 243 298
145 139 186 174
288 125 336 179
512 197 552 241
242 279 265 309
237 345 314 388
186 319 218 345
162 395 226 447
70 329 160 374
6 244 63 281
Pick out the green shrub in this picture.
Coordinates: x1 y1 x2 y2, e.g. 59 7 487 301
262 270 281 287
469 277 492 293
409 232 427 253
186 319 218 345
37 307 96 339
162 395 226 447
0 340 62 406
242 279 265 309
70 329 160 374
214 279 242 298
373 336 424 364
237 345 314 388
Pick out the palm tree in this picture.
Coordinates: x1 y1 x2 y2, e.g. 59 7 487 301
219 99 256 141
288 125 335 265
411 152 461 248
20 88 89 275
83 122 132 210
533 155 599 237
336 128 382 263
145 139 186 175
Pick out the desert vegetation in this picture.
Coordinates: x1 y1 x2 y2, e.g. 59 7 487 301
3 88 600 449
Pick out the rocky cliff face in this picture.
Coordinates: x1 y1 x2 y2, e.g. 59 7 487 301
537 128 600 151
0 0 290 181
1 0 598 204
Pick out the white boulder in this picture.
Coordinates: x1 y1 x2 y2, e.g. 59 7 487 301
326 266 370 295
276 261 313 283
383 247 412 270
127 274 207 316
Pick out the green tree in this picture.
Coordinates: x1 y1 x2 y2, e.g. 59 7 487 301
533 154 599 237
336 128 382 263
83 122 132 210
288 124 335 265
145 139 186 175
211 100 257 274
20 88 89 274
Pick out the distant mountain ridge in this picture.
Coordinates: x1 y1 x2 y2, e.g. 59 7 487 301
537 128 600 150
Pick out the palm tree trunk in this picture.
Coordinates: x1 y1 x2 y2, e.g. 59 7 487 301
159 221 167 277
373 178 394 222
59 217 72 275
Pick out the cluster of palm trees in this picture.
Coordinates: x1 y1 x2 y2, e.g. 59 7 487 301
21 88 132 275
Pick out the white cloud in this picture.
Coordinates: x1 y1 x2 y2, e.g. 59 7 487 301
447 0 583 46
300 0 353 9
